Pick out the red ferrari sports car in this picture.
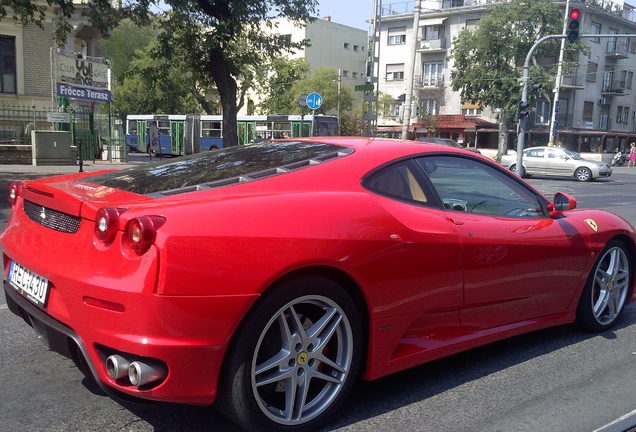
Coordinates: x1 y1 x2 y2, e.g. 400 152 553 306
3 138 635 431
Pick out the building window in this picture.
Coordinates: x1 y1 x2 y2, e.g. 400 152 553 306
535 100 550 125
422 62 444 85
423 25 441 41
386 63 405 81
628 71 633 89
591 22 601 43
0 36 16 94
461 101 481 116
623 106 630 124
617 106 624 123
587 62 597 82
354 45 359 51
465 18 479 30
342 70 348 77
344 43 350 50
279 34 292 44
388 27 407 45
583 101 594 121
352 72 358 78
421 99 439 116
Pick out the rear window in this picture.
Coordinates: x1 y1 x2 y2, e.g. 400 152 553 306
84 141 350 196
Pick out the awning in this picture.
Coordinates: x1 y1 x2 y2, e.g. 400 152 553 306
420 17 447 27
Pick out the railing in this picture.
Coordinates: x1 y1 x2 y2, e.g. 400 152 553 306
0 103 125 163
606 40 630 57
418 38 447 50
378 0 634 23
602 81 625 93
414 75 445 87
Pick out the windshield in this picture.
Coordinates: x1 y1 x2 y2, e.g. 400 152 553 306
562 148 583 160
84 141 350 195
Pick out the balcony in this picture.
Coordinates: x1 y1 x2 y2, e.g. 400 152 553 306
418 38 447 52
606 40 630 59
414 74 445 89
559 73 585 90
601 81 625 95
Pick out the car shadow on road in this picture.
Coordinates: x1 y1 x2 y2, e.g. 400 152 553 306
84 305 636 432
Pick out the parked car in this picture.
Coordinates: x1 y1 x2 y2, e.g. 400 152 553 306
416 136 482 154
3 138 635 432
501 146 612 181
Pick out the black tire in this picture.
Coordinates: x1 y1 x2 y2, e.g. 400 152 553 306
510 164 526 177
576 240 632 332
575 167 593 182
216 277 363 432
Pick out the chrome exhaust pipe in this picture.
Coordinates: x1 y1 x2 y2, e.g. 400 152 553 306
106 355 130 380
128 360 168 387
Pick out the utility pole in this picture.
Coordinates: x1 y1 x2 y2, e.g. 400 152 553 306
401 0 421 140
337 68 342 134
548 0 570 147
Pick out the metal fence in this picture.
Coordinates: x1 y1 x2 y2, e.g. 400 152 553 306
0 104 126 163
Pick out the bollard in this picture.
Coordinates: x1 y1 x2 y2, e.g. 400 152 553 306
78 139 84 172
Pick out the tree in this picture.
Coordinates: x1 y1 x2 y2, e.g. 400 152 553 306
340 111 362 136
112 39 211 117
98 20 159 83
255 57 311 114
4 0 319 146
449 0 566 161
289 67 354 114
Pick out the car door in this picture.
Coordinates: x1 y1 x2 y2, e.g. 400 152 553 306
363 160 464 319
522 148 547 175
546 148 574 176
418 155 591 331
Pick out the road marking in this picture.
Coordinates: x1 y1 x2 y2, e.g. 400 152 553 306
593 407 636 432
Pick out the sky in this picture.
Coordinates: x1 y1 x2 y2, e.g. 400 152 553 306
315 0 375 30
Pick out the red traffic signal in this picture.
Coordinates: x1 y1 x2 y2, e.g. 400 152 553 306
567 8 581 43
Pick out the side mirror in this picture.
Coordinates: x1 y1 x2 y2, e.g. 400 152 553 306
549 192 577 217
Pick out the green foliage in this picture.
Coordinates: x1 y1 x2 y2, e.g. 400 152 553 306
377 92 397 118
98 20 159 83
340 111 362 136
449 0 564 115
288 67 354 114
255 58 311 114
4 0 319 146
112 39 210 118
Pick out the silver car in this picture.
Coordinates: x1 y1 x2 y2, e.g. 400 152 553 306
501 146 612 182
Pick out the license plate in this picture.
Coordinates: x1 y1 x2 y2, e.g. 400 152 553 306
8 261 50 308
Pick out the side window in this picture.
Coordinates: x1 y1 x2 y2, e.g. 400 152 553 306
365 161 429 204
416 156 545 218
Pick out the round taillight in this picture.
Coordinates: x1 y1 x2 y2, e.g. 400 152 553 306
124 216 161 254
95 208 120 244
8 182 23 206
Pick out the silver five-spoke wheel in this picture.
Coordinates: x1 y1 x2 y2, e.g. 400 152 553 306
577 240 632 331
252 295 354 425
217 277 362 432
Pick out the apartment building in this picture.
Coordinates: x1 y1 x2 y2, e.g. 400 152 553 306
241 17 369 115
375 0 636 154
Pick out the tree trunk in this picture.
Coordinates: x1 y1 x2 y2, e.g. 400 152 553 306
208 51 239 147
496 112 510 162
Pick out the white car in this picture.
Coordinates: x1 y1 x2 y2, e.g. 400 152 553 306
501 146 612 182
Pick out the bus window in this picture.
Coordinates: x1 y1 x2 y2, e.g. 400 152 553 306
202 120 222 137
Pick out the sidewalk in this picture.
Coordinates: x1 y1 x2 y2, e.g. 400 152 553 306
0 159 146 175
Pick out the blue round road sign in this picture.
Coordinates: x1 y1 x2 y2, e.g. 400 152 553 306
306 92 322 110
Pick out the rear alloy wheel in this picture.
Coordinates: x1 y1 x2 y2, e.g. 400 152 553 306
217 277 362 431
576 240 632 332
575 167 593 182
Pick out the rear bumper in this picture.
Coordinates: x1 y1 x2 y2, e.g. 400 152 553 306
4 281 257 405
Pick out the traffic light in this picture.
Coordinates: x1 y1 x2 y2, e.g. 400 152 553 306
567 8 581 43
519 100 530 119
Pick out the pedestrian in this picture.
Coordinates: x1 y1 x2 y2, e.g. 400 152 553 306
630 143 636 167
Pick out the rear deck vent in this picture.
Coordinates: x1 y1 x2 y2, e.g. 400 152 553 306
24 200 81 234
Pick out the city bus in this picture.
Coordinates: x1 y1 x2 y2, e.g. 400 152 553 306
125 114 338 156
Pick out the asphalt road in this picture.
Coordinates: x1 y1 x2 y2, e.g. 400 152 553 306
2 165 636 432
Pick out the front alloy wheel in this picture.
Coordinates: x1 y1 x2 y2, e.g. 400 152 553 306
217 277 362 431
575 167 593 182
576 240 632 332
